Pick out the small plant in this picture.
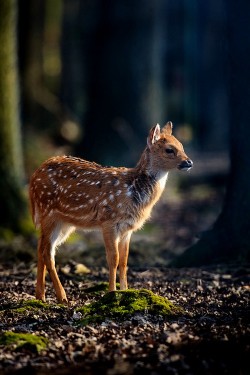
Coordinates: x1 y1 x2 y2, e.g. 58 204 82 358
77 289 182 325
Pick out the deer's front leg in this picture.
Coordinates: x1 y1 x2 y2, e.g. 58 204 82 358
102 228 119 291
118 231 132 290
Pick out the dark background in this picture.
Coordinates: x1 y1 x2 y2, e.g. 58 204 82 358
18 0 230 170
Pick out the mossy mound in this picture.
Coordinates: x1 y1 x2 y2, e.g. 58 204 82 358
77 289 182 325
0 331 48 353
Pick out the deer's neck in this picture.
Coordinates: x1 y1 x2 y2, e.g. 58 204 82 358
135 146 168 183
130 147 168 206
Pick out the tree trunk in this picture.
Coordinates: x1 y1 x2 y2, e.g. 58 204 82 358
173 0 250 266
0 0 25 234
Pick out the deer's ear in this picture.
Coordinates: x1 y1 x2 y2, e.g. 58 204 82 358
147 124 161 148
162 121 173 136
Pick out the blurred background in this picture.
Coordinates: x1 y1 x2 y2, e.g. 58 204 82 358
19 0 230 170
2 0 247 266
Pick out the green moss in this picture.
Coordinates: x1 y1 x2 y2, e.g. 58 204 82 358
77 289 182 325
23 299 49 308
0 331 48 353
83 282 120 294
0 299 66 313
14 299 51 313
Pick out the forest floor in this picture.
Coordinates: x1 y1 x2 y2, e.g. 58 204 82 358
0 263 249 375
0 156 249 374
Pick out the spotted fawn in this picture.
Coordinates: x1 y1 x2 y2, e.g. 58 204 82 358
29 122 193 303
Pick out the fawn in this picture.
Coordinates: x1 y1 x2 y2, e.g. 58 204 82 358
29 122 193 303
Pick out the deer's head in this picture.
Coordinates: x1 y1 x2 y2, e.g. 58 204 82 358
147 122 193 173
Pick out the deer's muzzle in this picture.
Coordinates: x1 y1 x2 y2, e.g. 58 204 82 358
178 159 193 171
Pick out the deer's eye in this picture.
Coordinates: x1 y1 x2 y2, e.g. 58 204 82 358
165 148 175 155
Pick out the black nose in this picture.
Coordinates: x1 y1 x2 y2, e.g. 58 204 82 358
178 159 193 171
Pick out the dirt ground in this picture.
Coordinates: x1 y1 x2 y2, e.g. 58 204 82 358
0 263 249 375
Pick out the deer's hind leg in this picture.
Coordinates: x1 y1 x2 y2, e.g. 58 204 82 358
36 235 47 302
37 222 75 304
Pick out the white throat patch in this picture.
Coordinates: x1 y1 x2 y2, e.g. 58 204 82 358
157 172 169 191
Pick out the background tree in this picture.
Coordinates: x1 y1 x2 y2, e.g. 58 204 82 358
173 0 250 266
18 0 45 130
0 0 26 235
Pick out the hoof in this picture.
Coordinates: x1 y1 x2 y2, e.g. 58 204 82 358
36 294 46 303
58 296 68 305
